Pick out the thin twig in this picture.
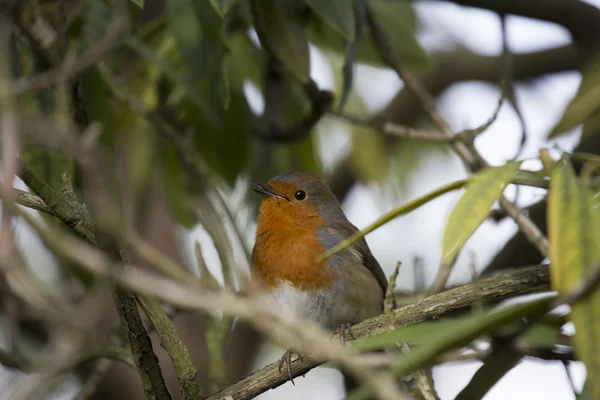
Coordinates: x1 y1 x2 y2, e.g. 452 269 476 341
365 5 549 259
8 15 128 96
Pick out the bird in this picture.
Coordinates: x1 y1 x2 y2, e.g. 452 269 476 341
251 170 390 388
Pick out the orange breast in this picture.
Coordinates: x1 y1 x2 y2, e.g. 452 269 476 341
252 199 335 291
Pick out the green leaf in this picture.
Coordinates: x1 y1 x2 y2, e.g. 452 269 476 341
303 0 355 41
337 0 365 114
348 125 388 183
180 88 253 186
80 66 117 147
166 0 229 114
125 37 221 128
518 323 571 349
162 145 197 228
442 161 521 266
224 30 265 89
349 296 553 400
130 0 144 8
209 0 236 18
550 55 600 138
309 0 430 70
319 179 467 261
578 381 593 400
455 349 523 400
350 319 459 352
251 0 311 82
548 157 600 398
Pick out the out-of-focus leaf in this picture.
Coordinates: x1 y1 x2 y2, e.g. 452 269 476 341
82 0 110 46
180 89 253 186
193 1 231 109
548 157 600 398
165 0 228 116
209 0 236 17
581 109 600 140
349 296 553 400
349 125 388 183
550 55 600 138
518 323 571 349
126 36 220 127
225 30 264 89
130 0 144 8
442 161 521 266
251 0 310 82
455 349 523 400
80 66 116 147
303 0 355 41
161 145 197 228
578 381 593 400
338 0 366 114
309 0 430 70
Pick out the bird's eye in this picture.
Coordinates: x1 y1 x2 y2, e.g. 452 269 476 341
294 190 307 201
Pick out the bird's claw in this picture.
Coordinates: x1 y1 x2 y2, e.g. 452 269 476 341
337 322 356 345
278 349 304 385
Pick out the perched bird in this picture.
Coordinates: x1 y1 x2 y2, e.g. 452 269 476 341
251 170 389 387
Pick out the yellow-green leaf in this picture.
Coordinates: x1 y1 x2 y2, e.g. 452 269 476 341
548 157 600 398
303 0 355 41
442 162 521 266
550 55 600 138
349 124 388 183
319 179 467 261
251 0 310 82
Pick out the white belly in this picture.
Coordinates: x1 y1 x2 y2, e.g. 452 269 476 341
271 282 335 329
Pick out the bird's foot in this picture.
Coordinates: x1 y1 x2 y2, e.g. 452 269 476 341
278 349 304 385
334 322 356 346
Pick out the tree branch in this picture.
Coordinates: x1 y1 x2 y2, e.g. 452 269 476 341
417 0 600 48
372 44 582 128
208 264 549 400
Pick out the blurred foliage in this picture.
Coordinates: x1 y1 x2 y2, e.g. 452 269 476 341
14 0 434 228
10 0 600 398
548 157 600 399
550 52 600 139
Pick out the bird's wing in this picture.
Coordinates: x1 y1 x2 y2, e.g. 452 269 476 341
325 221 389 295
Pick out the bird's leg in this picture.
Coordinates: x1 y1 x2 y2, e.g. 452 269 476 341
336 322 356 345
278 349 305 385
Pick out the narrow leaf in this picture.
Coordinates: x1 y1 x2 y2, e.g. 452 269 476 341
349 296 553 400
442 162 521 266
338 0 365 114
319 179 467 261
550 55 600 138
548 157 600 398
455 349 523 400
303 0 355 41
130 0 144 8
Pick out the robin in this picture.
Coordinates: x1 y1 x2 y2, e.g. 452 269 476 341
251 170 390 387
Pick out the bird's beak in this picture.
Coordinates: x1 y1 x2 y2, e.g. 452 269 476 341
253 183 289 201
